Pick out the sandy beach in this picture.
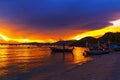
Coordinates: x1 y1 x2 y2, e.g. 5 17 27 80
30 51 120 80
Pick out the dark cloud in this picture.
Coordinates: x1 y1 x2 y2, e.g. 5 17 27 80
0 0 120 31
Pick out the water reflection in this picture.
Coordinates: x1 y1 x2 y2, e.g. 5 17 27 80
73 47 92 64
50 47 92 65
0 49 9 76
0 46 92 80
0 47 51 78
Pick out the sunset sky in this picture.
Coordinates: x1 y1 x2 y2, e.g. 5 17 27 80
0 0 120 43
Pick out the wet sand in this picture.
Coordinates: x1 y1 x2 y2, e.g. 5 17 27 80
30 52 120 80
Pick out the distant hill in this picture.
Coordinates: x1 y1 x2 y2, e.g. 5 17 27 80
71 32 120 46
53 40 77 46
71 37 97 46
98 32 120 44
18 32 120 47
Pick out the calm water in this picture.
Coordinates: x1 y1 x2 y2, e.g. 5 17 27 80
0 46 92 80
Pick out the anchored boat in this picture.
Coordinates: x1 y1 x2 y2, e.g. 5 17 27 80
50 47 73 52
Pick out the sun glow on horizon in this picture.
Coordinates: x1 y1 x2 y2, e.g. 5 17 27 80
0 33 46 43
0 33 9 41
0 19 120 43
0 33 58 43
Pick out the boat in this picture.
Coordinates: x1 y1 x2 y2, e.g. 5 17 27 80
114 48 120 51
110 44 120 51
50 47 73 52
84 41 111 55
84 49 110 55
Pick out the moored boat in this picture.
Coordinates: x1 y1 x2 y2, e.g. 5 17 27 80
110 44 120 51
84 41 111 55
84 49 110 55
50 47 73 52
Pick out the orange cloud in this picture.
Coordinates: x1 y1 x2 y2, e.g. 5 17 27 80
0 19 119 43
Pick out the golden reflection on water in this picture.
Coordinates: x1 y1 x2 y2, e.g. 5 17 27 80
0 46 92 78
73 47 92 64
0 49 8 66
0 49 9 75
0 46 51 76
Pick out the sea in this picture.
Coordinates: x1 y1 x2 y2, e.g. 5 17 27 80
0 45 92 80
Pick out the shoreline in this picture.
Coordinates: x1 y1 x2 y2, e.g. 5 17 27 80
30 51 120 80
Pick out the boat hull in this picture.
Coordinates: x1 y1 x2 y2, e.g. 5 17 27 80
85 50 110 55
50 47 73 52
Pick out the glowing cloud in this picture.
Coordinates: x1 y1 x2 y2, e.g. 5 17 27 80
73 19 120 40
110 19 120 27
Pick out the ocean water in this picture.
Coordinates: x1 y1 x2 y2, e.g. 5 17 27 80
0 46 91 80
